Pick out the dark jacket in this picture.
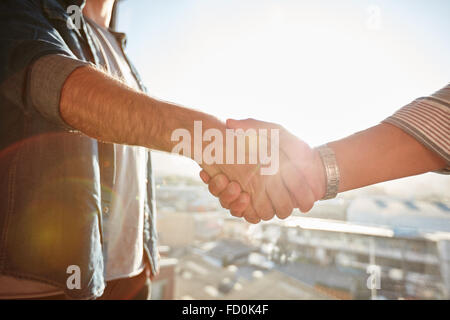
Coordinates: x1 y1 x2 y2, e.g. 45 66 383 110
0 0 159 299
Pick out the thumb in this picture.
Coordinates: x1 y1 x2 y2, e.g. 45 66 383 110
227 119 308 158
226 118 280 130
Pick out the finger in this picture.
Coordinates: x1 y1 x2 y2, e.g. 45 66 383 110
218 181 242 209
229 192 251 217
199 169 211 184
281 163 316 213
200 163 222 180
208 174 229 197
242 203 261 224
251 188 275 221
265 174 294 220
279 153 300 208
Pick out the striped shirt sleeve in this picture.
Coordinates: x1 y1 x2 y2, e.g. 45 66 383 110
382 83 450 174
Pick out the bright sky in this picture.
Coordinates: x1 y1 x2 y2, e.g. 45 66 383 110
116 0 450 198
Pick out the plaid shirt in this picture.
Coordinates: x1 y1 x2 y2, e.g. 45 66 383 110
0 0 158 299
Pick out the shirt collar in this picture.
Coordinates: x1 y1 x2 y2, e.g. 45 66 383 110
62 0 86 9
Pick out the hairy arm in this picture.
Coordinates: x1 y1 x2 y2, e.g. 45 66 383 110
60 64 223 153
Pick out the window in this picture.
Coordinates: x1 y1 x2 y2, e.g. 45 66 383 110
115 0 450 300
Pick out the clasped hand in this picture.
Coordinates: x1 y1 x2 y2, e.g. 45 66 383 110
199 118 326 224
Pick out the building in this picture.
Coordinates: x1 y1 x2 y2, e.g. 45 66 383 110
173 241 329 300
249 196 450 299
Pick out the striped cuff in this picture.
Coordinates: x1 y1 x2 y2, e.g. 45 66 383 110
382 83 450 174
29 54 92 130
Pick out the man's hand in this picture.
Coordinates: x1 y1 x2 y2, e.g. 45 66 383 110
200 119 326 221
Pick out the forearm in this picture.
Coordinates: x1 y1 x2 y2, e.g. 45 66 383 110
60 64 225 154
326 123 447 193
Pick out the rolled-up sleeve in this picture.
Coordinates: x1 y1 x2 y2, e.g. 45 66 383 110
0 0 90 129
382 84 450 174
29 54 90 129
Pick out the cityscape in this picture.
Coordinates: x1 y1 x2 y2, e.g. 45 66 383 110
150 173 450 300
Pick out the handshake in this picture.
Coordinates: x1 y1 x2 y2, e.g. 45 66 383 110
60 64 448 225
189 118 329 224
165 91 446 224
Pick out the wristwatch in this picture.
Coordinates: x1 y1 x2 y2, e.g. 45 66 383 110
315 144 340 200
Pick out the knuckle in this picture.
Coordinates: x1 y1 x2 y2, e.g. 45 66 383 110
230 200 245 216
230 209 243 218
220 198 230 209
230 201 244 214
208 183 221 196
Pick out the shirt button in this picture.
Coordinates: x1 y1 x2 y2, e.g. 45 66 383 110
103 206 110 214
